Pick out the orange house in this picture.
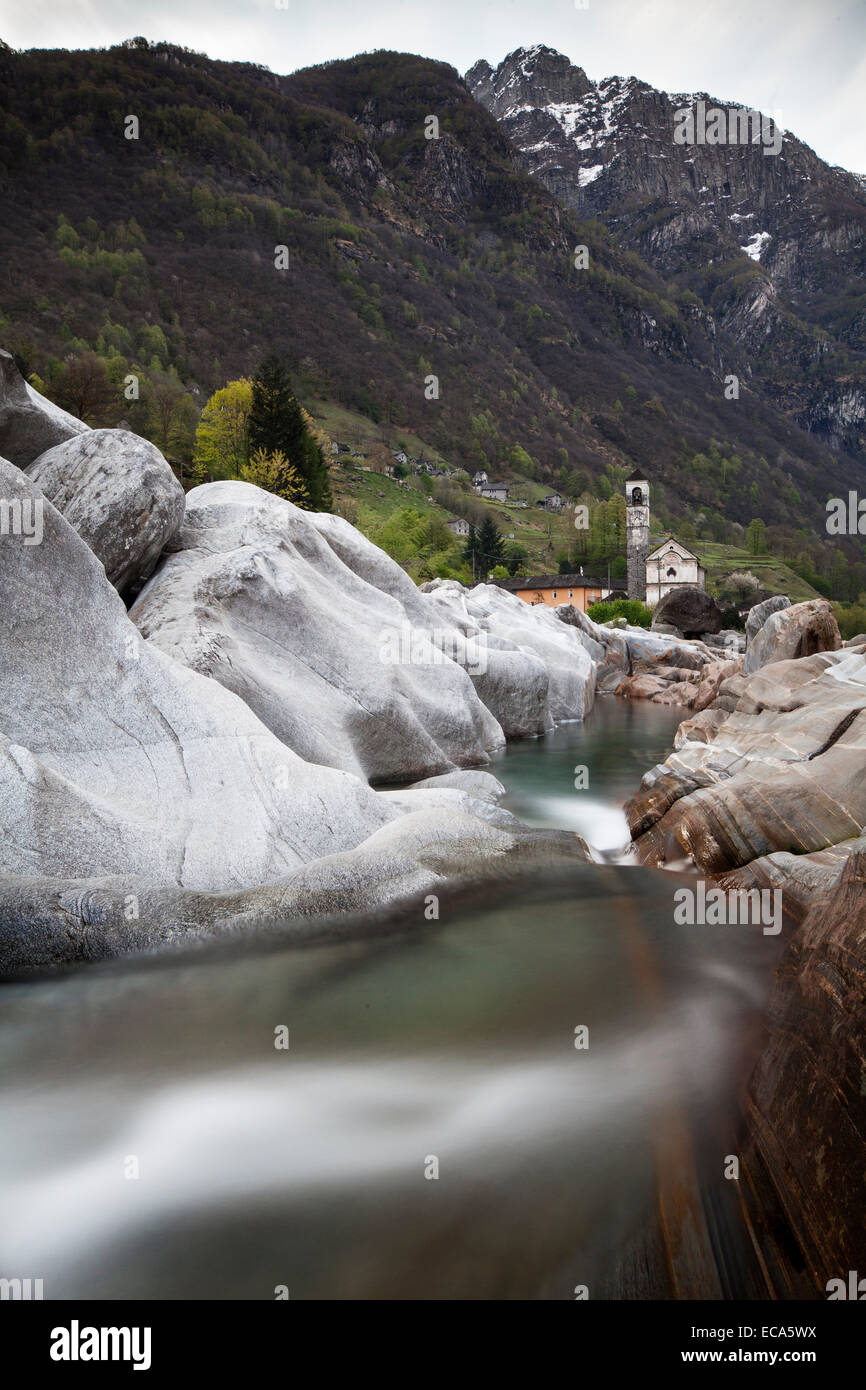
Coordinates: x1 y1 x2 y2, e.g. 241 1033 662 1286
489 574 613 614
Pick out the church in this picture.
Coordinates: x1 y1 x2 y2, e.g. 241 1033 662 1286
625 469 706 607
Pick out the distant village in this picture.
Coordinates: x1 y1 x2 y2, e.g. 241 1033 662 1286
330 439 567 541
332 440 713 618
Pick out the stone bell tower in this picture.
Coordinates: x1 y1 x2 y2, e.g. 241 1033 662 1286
626 469 649 601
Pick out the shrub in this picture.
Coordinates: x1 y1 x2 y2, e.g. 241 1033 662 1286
587 597 652 627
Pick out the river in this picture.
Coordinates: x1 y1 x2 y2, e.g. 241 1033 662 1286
0 697 783 1299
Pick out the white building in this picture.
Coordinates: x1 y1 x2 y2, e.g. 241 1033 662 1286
645 536 706 607
446 517 470 537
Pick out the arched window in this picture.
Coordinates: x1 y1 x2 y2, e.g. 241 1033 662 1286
630 487 643 506
667 567 677 578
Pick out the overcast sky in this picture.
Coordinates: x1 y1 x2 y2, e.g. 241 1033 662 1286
4 0 864 172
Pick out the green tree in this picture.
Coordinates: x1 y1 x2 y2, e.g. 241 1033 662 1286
462 523 482 577
248 354 332 510
144 372 198 465
745 518 768 555
193 378 253 479
241 448 310 505
504 541 529 576
477 515 504 574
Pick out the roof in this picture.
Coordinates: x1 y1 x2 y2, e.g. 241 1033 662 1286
625 468 648 482
646 533 702 563
488 574 606 591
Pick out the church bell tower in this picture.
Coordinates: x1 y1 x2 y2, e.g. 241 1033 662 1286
626 469 649 601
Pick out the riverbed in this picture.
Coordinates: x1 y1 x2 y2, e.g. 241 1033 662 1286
0 698 783 1299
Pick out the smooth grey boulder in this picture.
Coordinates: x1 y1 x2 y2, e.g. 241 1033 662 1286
742 598 841 675
422 579 596 732
131 483 504 784
27 428 185 598
745 594 791 647
651 586 723 637
408 769 507 802
0 348 89 466
0 457 399 890
553 603 607 662
0 813 591 978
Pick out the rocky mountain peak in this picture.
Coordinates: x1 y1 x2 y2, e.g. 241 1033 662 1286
466 44 594 117
466 46 866 462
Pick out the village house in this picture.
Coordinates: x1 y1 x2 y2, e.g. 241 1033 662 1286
472 470 488 488
480 481 509 502
537 492 563 512
490 573 611 615
446 517 471 537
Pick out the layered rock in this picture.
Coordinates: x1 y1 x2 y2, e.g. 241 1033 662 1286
742 597 841 674
27 428 185 598
627 646 866 871
131 486 506 784
744 594 790 646
556 606 729 710
0 348 88 466
740 847 866 1288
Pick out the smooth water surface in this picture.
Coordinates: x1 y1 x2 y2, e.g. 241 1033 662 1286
0 698 781 1299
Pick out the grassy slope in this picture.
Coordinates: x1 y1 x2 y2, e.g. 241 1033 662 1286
322 400 813 597
693 542 820 603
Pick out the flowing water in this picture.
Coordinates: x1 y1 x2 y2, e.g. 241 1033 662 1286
0 697 783 1299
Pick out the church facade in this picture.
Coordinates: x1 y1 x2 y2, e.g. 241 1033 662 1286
625 470 706 607
645 537 706 606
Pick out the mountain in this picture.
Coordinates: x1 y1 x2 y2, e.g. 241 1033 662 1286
0 37 862 593
467 45 866 461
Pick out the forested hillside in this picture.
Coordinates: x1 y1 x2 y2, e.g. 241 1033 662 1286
1 36 864 595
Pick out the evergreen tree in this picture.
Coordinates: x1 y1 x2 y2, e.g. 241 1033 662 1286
462 523 482 576
248 354 332 510
478 515 504 573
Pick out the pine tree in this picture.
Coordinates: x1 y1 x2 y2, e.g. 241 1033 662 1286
462 523 482 577
478 515 504 573
248 354 332 511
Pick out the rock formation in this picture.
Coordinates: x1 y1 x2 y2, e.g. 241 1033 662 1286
27 428 185 598
131 485 508 783
0 457 402 890
0 348 89 467
651 585 723 638
742 597 841 674
423 579 596 734
627 641 866 872
744 594 790 647
740 846 866 1290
